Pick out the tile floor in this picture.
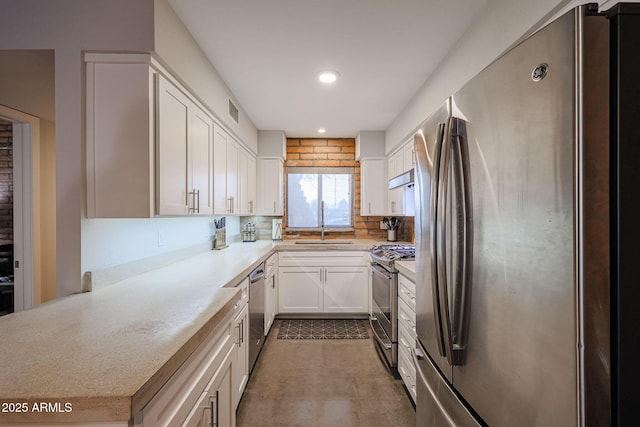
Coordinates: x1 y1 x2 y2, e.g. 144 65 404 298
237 320 416 427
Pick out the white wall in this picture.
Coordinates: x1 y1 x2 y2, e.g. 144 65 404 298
0 50 55 122
0 0 155 296
0 0 261 295
385 0 578 153
154 0 258 153
81 216 240 272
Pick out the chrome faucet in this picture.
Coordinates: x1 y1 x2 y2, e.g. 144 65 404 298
321 201 325 240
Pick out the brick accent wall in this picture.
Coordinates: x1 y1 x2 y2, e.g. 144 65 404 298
0 121 12 245
284 138 388 240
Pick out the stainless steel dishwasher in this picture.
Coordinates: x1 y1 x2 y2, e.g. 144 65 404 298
248 263 265 373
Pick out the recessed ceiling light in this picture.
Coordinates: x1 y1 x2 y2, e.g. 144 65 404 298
318 70 339 84
318 128 326 134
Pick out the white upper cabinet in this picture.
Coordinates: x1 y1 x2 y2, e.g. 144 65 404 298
238 147 257 215
387 151 403 215
360 158 386 216
388 149 403 180
402 140 415 173
214 124 256 216
213 124 241 214
386 138 416 216
157 76 190 215
256 157 283 215
86 53 247 218
86 59 156 218
188 107 214 215
157 76 214 216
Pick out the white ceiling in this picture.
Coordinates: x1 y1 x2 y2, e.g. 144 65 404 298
169 0 488 138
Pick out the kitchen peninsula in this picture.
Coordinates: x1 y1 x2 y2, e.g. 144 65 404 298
0 239 384 425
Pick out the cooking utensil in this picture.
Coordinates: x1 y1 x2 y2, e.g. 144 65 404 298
383 217 390 229
390 217 400 230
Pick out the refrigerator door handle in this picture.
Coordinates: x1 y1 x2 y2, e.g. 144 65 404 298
437 117 455 365
450 119 473 366
430 122 447 358
436 117 474 367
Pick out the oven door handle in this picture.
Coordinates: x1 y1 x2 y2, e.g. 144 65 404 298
369 316 392 350
369 263 392 280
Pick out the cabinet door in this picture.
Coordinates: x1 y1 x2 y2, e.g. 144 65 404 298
226 139 239 213
181 390 210 427
360 159 386 216
388 150 402 179
86 62 155 218
264 274 277 335
278 266 323 313
402 141 415 173
212 362 234 427
257 158 283 215
232 304 249 409
193 346 234 427
238 148 257 214
247 154 257 214
323 266 368 313
213 125 229 214
189 107 214 215
157 76 189 215
388 187 403 215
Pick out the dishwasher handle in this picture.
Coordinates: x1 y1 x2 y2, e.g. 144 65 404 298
249 265 266 283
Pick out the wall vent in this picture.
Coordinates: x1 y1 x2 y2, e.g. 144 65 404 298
228 99 239 124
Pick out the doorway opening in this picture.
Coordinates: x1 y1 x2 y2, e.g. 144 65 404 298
0 118 13 315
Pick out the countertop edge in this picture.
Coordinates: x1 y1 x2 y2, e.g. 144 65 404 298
130 288 240 417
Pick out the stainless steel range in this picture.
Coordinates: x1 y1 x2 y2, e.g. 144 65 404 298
369 244 415 376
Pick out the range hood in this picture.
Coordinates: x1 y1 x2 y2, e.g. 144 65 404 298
388 169 414 189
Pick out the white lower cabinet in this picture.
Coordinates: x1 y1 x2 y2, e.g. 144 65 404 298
231 278 249 409
397 273 417 403
141 309 236 426
323 267 369 312
264 254 278 335
278 252 368 314
182 351 234 427
278 266 323 313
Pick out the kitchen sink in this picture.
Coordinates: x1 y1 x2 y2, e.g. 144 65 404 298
294 240 353 245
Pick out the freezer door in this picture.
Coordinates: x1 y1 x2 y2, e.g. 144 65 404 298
414 100 453 381
449 9 578 427
413 343 481 427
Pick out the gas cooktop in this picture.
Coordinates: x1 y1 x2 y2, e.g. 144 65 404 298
370 244 415 264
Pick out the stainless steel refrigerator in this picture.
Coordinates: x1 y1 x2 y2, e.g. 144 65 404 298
412 4 639 426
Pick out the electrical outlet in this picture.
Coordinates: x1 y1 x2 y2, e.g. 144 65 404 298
380 221 388 230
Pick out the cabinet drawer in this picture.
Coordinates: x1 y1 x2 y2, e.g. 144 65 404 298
398 274 416 311
398 343 417 403
235 277 249 309
278 251 367 267
265 253 277 276
398 298 416 340
398 321 416 362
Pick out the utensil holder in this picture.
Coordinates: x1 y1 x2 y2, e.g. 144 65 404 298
214 228 228 250
387 229 397 242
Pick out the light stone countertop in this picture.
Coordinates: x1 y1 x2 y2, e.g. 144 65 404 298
275 238 384 251
0 240 278 424
396 260 416 282
0 238 393 424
